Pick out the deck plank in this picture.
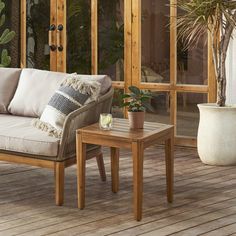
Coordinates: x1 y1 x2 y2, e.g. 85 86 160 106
0 146 236 236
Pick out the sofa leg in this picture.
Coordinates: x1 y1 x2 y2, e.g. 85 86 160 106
54 162 65 206
96 153 106 181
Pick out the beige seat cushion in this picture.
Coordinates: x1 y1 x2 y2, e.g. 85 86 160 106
8 69 68 117
0 115 60 157
0 68 22 114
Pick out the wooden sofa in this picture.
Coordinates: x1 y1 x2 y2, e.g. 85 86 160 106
0 68 114 206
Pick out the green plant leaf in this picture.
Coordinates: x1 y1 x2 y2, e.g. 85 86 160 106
142 101 155 113
140 96 151 102
1 49 11 67
0 28 9 41
0 29 15 45
129 86 140 95
120 102 130 108
0 2 5 15
121 94 131 99
0 14 5 27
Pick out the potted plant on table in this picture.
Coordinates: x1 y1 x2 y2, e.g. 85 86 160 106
176 0 236 165
120 86 152 129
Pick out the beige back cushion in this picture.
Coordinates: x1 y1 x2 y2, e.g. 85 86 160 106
8 69 67 117
0 68 22 114
8 69 112 118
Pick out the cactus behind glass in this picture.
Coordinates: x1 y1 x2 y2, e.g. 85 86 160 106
0 0 15 67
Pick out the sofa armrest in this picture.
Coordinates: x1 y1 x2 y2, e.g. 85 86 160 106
57 87 114 160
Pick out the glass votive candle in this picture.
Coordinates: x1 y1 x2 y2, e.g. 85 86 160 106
99 113 113 130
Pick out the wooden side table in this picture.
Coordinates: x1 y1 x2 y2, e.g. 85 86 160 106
76 118 174 221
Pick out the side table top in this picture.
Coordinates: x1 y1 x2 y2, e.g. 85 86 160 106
77 118 173 142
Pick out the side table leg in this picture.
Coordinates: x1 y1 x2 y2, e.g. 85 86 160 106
132 141 144 221
76 132 86 209
165 129 174 203
111 147 119 193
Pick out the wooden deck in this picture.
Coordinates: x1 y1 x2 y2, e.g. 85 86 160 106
0 146 236 235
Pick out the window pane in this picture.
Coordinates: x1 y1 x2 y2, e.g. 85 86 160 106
177 93 208 137
112 89 124 118
67 0 91 74
145 91 170 124
26 0 50 70
177 9 208 85
141 0 170 83
98 0 124 81
0 0 20 67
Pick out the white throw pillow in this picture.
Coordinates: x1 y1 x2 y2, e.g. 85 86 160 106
74 74 112 94
32 74 102 138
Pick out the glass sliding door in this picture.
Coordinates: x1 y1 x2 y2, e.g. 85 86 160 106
0 0 21 68
131 0 215 146
19 0 216 146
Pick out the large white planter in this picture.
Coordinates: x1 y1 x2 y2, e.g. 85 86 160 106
197 103 236 166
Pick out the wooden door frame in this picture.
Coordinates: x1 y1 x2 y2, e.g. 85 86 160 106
51 0 58 72
91 0 98 75
56 0 66 72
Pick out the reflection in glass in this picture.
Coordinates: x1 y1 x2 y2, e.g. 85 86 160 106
67 0 91 74
177 9 208 85
26 0 50 70
112 89 124 118
98 0 124 81
145 91 170 124
141 0 170 83
177 36 208 85
177 93 208 137
0 0 20 67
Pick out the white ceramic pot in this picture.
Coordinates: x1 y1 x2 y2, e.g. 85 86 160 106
197 103 236 166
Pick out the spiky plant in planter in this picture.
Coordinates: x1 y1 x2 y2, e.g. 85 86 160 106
176 0 236 106
0 0 15 67
120 86 152 129
175 0 236 165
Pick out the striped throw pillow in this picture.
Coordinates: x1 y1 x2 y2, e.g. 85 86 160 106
32 74 101 138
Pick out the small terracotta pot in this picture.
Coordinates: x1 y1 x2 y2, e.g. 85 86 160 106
128 111 145 129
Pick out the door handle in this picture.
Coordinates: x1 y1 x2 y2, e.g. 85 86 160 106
57 24 64 52
48 24 57 51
